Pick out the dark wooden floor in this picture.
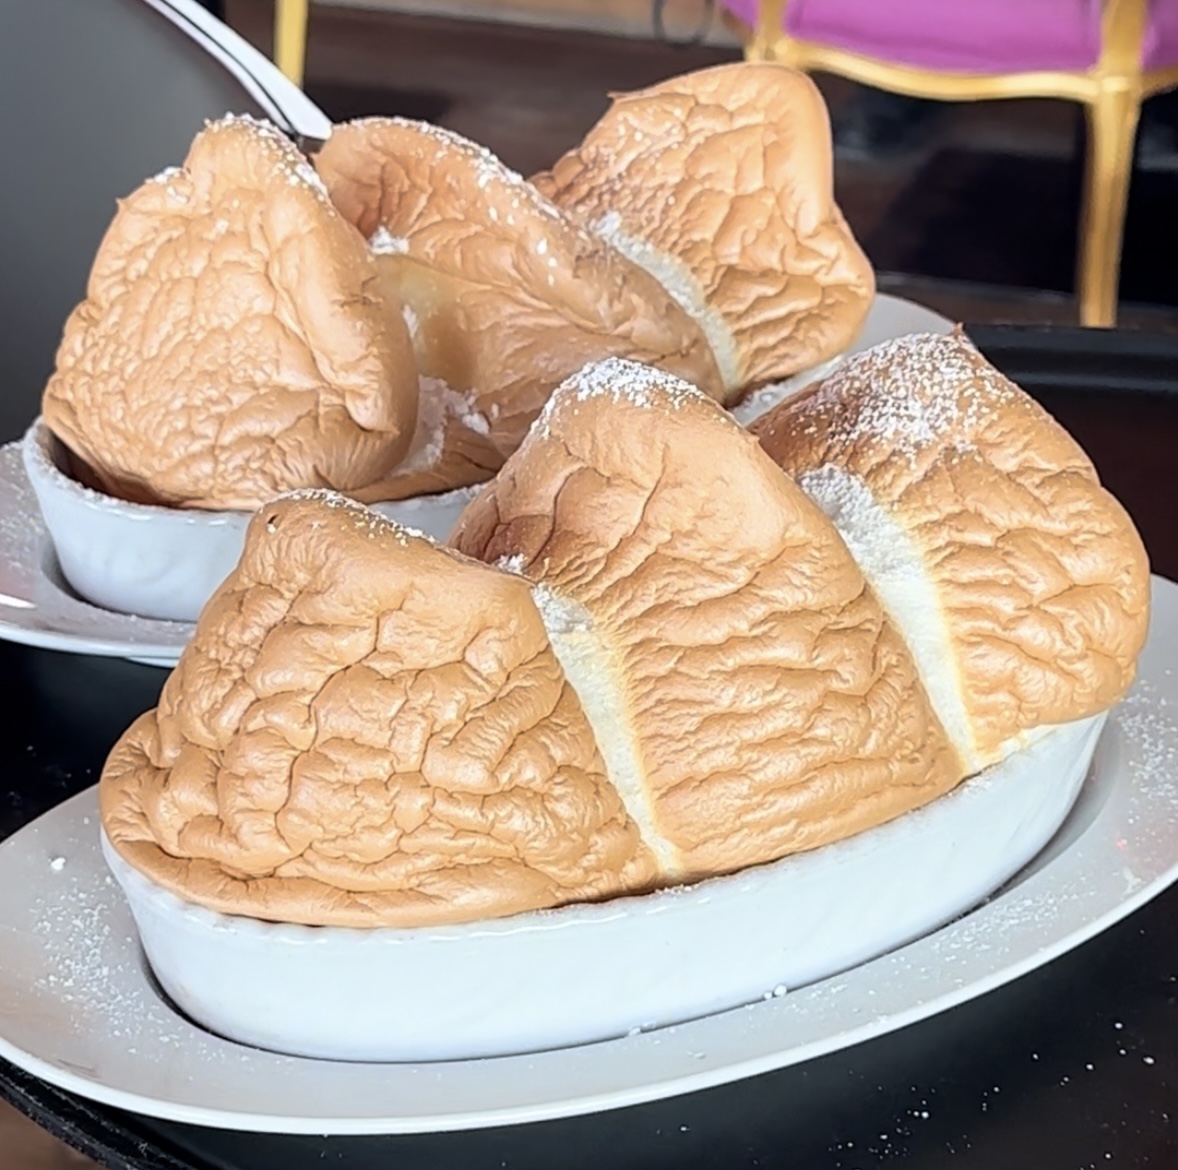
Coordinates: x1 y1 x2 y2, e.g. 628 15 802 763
0 1100 93 1169
222 0 1178 332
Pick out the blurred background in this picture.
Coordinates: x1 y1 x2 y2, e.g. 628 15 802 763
216 0 1178 330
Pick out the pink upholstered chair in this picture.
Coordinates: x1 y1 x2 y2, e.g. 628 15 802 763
720 0 1178 326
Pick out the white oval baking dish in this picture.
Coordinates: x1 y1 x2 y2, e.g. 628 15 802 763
20 418 476 623
102 711 1106 1063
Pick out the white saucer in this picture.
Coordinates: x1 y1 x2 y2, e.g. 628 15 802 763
0 294 951 668
0 574 1175 1135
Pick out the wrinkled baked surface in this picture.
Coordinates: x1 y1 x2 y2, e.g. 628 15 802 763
314 117 724 499
752 330 1151 761
100 493 656 927
454 358 961 879
42 116 418 511
532 64 874 397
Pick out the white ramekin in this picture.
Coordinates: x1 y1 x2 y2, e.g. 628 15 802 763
20 418 476 624
102 712 1105 1063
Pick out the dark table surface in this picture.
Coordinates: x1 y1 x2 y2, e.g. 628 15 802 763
2 323 1176 1170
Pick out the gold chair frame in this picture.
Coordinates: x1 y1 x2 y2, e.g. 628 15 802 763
748 0 1178 326
274 0 309 90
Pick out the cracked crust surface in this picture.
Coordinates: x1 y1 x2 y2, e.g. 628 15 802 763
453 358 961 879
532 63 875 397
751 330 1151 762
314 118 725 499
99 492 657 927
43 116 418 511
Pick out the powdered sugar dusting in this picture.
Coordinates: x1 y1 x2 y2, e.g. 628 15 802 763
809 332 1019 461
273 489 428 546
1 444 43 577
20 825 297 1071
594 210 623 237
288 158 329 198
570 357 699 406
359 116 568 227
146 162 189 204
464 409 491 436
33 859 158 1031
391 377 491 477
206 111 292 146
276 487 364 509
413 121 526 191
1115 678 1178 807
544 357 710 426
392 377 448 476
496 553 527 576
370 226 409 255
203 113 329 201
28 837 205 1061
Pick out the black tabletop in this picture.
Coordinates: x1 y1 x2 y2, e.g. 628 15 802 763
2 323 1176 1170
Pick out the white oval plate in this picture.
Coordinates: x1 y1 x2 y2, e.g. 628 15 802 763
0 575 1175 1135
0 294 951 667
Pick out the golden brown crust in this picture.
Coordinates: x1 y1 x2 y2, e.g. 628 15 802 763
313 117 725 498
454 358 962 879
532 63 875 397
751 330 1151 760
99 493 657 927
43 116 418 511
